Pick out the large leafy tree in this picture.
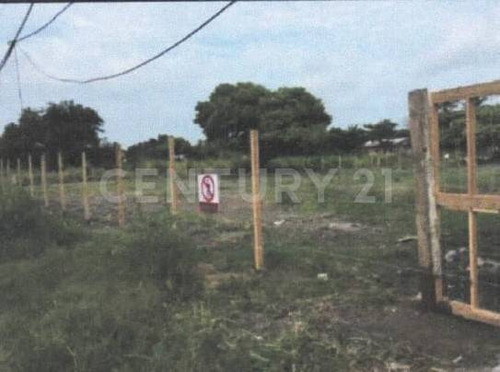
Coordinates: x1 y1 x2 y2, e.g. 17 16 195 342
126 134 193 166
194 83 332 158
0 101 104 167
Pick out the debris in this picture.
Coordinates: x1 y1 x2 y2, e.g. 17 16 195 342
452 355 463 364
328 222 362 232
411 292 422 301
387 361 410 371
273 219 286 227
397 235 417 243
444 250 458 263
317 273 328 281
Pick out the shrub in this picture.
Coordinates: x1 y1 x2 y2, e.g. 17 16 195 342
0 188 83 260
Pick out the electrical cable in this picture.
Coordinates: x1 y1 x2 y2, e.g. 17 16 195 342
13 45 24 110
0 3 34 73
20 1 236 84
16 2 73 43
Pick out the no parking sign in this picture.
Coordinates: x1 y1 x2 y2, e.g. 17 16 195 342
198 174 219 212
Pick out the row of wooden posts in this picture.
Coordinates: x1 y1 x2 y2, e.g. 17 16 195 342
0 151 96 222
0 130 265 270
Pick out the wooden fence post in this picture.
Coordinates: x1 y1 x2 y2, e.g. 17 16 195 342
0 158 4 192
58 151 66 211
41 154 49 207
82 152 91 221
115 145 125 227
16 158 21 186
466 98 479 309
6 159 11 184
28 154 34 197
250 130 264 270
408 89 442 310
168 136 178 214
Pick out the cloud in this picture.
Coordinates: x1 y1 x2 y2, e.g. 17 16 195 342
1 1 499 145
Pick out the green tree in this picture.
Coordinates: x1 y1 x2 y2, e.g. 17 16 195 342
0 101 104 167
194 83 332 159
126 135 193 167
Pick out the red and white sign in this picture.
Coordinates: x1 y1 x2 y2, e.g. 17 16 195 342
198 174 220 208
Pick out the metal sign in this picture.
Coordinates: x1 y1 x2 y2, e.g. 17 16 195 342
198 174 219 212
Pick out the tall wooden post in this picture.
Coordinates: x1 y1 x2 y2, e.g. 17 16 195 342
16 158 21 186
115 145 125 227
409 89 441 310
466 98 479 308
28 154 34 197
41 154 49 207
6 159 11 184
82 152 91 221
58 151 66 211
168 136 178 214
0 158 4 192
250 130 264 270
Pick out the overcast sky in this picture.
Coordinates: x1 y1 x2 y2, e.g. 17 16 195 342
0 1 499 146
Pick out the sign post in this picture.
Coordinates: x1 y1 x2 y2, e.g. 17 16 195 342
198 173 219 213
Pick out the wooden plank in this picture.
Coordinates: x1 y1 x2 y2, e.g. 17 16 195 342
41 155 49 207
115 145 125 227
431 80 500 104
6 159 11 184
449 301 500 327
16 158 21 186
468 211 479 308
58 152 66 211
28 154 34 197
429 103 441 194
409 89 442 309
250 130 264 271
436 192 500 212
0 158 4 192
168 136 178 214
82 152 91 221
466 98 479 309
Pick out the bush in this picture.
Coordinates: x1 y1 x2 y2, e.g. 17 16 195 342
0 189 83 260
120 212 204 301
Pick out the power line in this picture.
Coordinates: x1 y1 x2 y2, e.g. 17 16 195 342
17 2 73 43
14 46 24 110
20 0 237 85
0 3 34 73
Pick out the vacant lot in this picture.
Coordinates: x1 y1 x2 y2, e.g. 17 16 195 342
1 165 499 371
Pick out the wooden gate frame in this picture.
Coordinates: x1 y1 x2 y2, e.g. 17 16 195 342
409 80 500 327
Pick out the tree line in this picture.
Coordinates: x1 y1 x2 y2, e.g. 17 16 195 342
2 82 497 169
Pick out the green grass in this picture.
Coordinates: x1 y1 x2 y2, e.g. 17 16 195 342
1 164 500 371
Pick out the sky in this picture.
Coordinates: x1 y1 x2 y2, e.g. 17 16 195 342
0 1 499 147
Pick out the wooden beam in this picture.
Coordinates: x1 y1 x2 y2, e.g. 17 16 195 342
82 152 91 221
115 145 125 227
466 98 479 308
28 154 34 197
250 130 264 271
436 192 500 212
16 158 21 186
429 103 440 194
449 301 500 327
0 158 4 192
41 154 49 207
431 79 500 104
58 151 66 211
168 136 178 214
409 89 442 308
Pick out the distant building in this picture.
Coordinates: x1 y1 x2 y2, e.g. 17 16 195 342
363 137 411 154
